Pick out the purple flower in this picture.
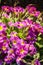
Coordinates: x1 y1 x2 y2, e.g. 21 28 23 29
26 28 37 44
34 11 40 17
9 7 14 12
0 60 3 65
0 31 7 37
26 5 40 17
28 44 37 55
19 61 26 65
34 59 41 65
34 23 43 33
0 35 10 53
0 22 7 32
7 48 15 54
2 38 10 53
4 48 15 64
2 13 9 18
0 5 42 65
13 6 24 13
2 6 10 13
10 31 18 38
16 44 29 64
10 36 20 48
16 57 22 64
15 44 29 58
14 19 33 29
26 5 36 13
4 54 15 64
26 5 36 11
8 21 14 27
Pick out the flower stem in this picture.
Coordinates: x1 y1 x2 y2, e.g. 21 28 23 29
3 62 6 65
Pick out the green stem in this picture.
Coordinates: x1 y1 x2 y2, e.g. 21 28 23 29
3 62 6 65
22 59 31 65
40 59 43 62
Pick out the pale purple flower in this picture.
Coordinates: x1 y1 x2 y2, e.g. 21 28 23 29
4 54 15 64
8 21 14 27
0 60 3 65
28 44 37 55
10 31 18 38
15 44 29 58
2 13 9 18
0 22 7 32
34 59 41 65
13 6 24 13
2 6 10 13
26 5 40 17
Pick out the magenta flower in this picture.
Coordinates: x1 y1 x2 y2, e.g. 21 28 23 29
14 21 27 29
4 54 15 64
34 59 41 65
2 13 9 18
8 21 14 27
10 36 20 48
4 48 15 64
26 5 36 11
26 5 40 17
28 44 37 55
0 5 43 65
16 44 29 64
0 60 3 65
14 19 33 29
15 44 29 58
34 11 40 17
0 22 7 32
9 7 14 12
7 48 15 54
2 6 10 13
0 31 7 37
1 37 10 53
10 31 18 38
26 28 37 44
34 23 43 33
26 5 36 13
13 6 24 13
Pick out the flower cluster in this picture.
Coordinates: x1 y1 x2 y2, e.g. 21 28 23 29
0 5 43 65
26 5 40 17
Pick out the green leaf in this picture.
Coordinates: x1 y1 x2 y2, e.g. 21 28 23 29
18 32 23 38
37 36 41 41
0 0 1 3
14 18 19 22
33 53 40 59
2 17 10 23
36 42 43 48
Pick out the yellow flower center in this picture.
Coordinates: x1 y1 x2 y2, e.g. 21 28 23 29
2 46 6 50
5 8 8 11
4 40 6 43
19 23 23 26
13 40 17 45
20 49 24 54
9 49 14 53
22 41 24 45
0 26 3 31
13 33 17 37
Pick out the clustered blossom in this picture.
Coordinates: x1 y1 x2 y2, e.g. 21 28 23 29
26 5 40 17
34 59 41 65
2 6 24 16
0 5 42 65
